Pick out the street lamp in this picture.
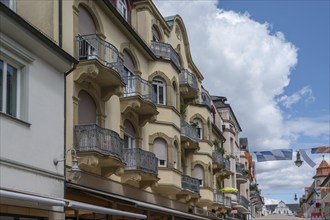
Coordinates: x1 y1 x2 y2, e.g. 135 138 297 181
54 148 81 180
294 151 303 167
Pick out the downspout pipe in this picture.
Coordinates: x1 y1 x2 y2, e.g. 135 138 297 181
59 0 62 48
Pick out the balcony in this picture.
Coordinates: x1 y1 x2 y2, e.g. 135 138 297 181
212 151 224 173
234 195 250 214
196 90 211 108
180 120 199 151
74 34 125 99
218 159 231 177
74 124 125 176
121 148 159 189
150 41 180 69
213 192 225 205
224 197 232 209
179 69 198 100
120 75 158 126
181 175 200 193
236 162 248 184
177 175 200 202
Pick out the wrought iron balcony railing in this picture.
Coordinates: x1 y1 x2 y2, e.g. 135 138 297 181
236 162 244 174
224 197 232 208
150 41 180 69
224 158 231 171
180 120 199 141
123 148 158 176
123 75 156 103
76 34 124 77
214 192 225 204
74 124 123 160
182 175 200 193
196 91 211 107
179 69 198 89
238 195 250 209
212 151 224 165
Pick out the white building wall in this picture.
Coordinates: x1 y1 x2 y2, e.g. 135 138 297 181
0 57 65 198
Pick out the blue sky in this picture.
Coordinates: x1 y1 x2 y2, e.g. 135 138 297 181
154 0 330 205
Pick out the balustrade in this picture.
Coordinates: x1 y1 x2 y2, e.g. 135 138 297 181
150 41 180 69
75 124 123 160
123 75 156 103
181 175 200 193
76 34 124 76
123 148 158 176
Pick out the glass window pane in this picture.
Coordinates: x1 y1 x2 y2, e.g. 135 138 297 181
0 0 10 7
153 84 158 102
6 63 17 116
0 60 3 112
159 86 164 104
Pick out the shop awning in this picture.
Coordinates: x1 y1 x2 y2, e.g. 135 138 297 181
67 200 146 219
0 189 66 206
0 189 147 219
67 183 211 220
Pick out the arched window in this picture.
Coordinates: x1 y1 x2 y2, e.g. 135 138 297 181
78 5 97 60
124 120 136 149
193 165 204 186
193 118 203 139
152 77 166 105
78 5 96 35
172 82 177 108
117 0 127 20
153 138 167 167
152 26 161 42
123 50 135 96
173 141 178 169
78 90 97 125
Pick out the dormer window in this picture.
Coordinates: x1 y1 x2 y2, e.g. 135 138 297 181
117 0 127 20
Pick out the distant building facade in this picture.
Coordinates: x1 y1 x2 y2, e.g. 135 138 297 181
262 201 299 216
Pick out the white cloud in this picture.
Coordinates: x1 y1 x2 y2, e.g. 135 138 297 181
277 86 315 108
285 115 330 138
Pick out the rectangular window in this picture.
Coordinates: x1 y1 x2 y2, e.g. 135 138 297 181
158 159 167 167
0 58 22 119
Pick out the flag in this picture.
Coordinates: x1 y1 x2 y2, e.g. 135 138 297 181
300 149 316 168
255 149 292 162
311 146 330 154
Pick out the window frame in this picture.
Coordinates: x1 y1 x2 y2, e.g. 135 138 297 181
117 0 128 20
152 77 166 105
124 120 136 149
0 34 33 122
153 138 167 168
193 118 203 140
0 0 16 12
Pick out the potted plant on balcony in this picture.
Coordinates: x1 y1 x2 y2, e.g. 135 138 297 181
224 154 235 160
242 168 249 177
213 139 225 155
180 103 188 119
